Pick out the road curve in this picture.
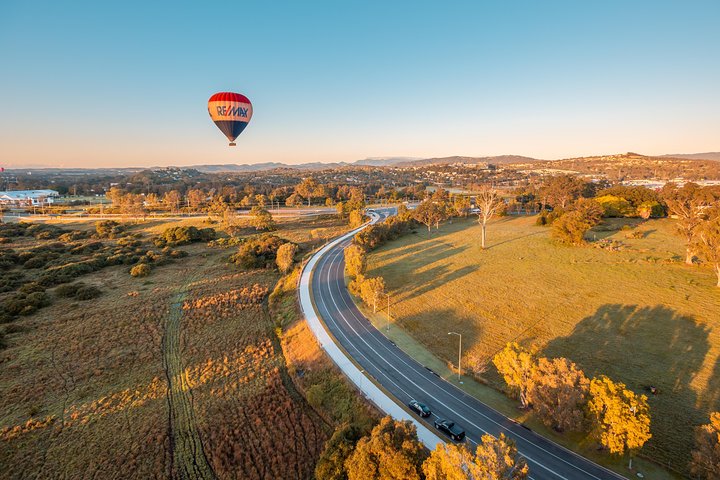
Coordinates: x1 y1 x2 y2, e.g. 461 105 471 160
306 208 628 480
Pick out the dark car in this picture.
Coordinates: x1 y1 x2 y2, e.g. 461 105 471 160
434 419 465 441
408 400 431 418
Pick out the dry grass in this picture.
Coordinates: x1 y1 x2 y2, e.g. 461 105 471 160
366 215 720 473
0 214 349 479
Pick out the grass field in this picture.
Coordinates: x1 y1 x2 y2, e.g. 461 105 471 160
0 214 350 479
365 215 720 474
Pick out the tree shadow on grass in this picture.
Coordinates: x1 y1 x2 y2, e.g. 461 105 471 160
544 304 711 471
701 355 720 418
396 264 479 303
371 239 470 282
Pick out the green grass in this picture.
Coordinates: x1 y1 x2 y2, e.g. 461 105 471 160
365 215 720 475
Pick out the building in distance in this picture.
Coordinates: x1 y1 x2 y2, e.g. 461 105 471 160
0 189 59 206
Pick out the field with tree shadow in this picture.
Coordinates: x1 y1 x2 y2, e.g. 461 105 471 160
367 215 720 473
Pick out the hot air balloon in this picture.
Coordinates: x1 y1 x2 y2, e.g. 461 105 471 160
208 92 253 146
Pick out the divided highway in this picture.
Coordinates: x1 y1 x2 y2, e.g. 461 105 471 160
308 209 626 480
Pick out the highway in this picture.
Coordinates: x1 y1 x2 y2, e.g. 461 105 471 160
309 208 626 480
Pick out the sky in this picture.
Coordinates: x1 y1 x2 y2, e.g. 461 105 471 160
1 0 719 168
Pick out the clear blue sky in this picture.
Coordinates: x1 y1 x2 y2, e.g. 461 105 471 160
1 1 718 167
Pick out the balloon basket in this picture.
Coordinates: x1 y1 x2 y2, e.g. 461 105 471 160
229 142 236 147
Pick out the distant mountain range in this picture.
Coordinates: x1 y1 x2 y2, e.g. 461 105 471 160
661 152 720 161
3 152 718 173
187 155 543 173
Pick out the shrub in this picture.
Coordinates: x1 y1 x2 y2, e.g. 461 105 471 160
18 282 45 294
0 272 23 293
276 242 298 273
130 263 151 277
75 285 102 300
230 234 284 269
154 226 216 246
95 220 125 239
55 283 84 298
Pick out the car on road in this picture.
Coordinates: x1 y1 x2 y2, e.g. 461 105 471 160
408 400 431 417
434 418 465 441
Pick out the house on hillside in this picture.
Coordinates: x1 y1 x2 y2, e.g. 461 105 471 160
0 189 59 206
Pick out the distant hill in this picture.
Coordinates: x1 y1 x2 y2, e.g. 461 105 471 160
188 155 539 172
353 157 422 167
398 155 542 167
662 152 720 161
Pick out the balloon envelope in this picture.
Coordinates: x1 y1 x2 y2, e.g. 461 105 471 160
208 92 253 146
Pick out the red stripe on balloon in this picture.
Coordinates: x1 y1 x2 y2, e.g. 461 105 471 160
209 92 250 104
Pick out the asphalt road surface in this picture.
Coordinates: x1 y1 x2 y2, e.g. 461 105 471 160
310 208 627 480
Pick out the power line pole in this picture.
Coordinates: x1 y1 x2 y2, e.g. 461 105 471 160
448 332 462 380
386 293 391 332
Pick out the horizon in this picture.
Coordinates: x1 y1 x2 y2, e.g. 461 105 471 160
2 1 719 168
2 150 720 171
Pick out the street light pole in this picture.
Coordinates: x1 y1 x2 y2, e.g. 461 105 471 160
448 332 462 380
386 293 391 332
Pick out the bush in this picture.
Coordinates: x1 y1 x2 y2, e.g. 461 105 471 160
230 234 285 269
276 242 298 273
1 291 51 318
75 285 102 300
154 226 216 246
55 283 84 298
130 263 151 277
95 220 125 239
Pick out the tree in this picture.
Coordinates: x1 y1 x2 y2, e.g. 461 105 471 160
316 424 366 480
689 412 720 480
121 193 146 220
662 182 715 264
413 200 443 235
423 434 529 480
358 276 385 313
541 174 586 209
163 190 181 213
249 206 276 231
222 207 238 230
286 192 304 207
452 195 471 218
529 357 589 432
296 178 320 206
349 209 365 228
344 244 367 278
587 375 651 465
594 195 633 218
276 242 298 274
187 188 205 211
473 434 529 480
551 198 603 245
423 443 475 480
695 205 720 287
344 417 427 480
475 186 504 248
107 186 125 207
145 193 159 207
493 343 536 409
